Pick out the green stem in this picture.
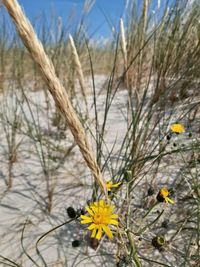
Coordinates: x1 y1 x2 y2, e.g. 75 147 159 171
138 209 164 235
142 201 159 219
127 230 142 267
126 183 142 267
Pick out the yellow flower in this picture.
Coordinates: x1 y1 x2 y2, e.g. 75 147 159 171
157 188 174 204
80 199 118 240
106 181 122 192
170 123 185 134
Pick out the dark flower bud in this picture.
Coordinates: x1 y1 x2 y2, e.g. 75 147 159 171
161 219 169 229
148 186 155 196
67 207 76 218
166 134 171 141
72 240 81 247
157 194 164 202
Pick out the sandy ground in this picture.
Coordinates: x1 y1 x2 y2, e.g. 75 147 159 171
0 75 127 267
0 75 199 266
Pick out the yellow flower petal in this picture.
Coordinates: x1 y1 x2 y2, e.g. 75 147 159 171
91 228 97 238
80 215 92 224
102 224 113 239
90 203 97 208
99 199 105 206
108 219 118 225
86 206 94 216
81 219 93 224
165 197 174 204
112 182 122 188
110 214 118 219
96 226 103 240
87 223 96 230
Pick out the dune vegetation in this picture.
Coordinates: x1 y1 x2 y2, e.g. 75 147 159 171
0 0 200 266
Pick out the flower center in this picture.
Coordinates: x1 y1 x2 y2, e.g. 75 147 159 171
160 188 169 198
94 213 103 224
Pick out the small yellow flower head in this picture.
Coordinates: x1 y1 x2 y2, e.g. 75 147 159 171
170 123 185 134
157 188 174 204
106 181 122 192
80 199 118 240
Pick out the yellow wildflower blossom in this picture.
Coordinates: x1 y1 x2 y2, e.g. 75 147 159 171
106 181 122 192
170 123 185 134
80 199 118 240
157 188 174 204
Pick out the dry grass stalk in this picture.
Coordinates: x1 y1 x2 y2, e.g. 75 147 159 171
68 34 88 111
2 0 107 196
120 18 129 86
120 18 127 70
159 7 169 35
141 0 148 45
157 0 161 10
0 72 4 92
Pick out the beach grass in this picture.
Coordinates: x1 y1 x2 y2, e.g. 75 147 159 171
0 0 200 266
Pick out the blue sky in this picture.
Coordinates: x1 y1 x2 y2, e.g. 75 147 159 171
1 0 173 41
17 0 126 39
